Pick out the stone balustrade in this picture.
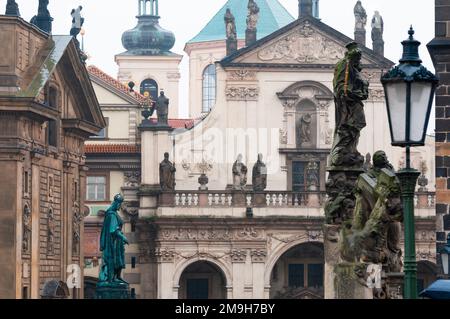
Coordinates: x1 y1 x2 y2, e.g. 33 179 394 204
159 191 327 208
414 192 435 209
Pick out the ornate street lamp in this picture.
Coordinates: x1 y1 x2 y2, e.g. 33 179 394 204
381 27 439 299
441 234 450 277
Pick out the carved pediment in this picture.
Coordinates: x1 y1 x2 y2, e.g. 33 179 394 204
231 21 376 66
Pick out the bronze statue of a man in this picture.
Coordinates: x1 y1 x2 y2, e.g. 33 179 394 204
99 194 129 284
330 41 369 167
155 91 169 125
160 152 176 191
5 0 20 16
252 154 267 192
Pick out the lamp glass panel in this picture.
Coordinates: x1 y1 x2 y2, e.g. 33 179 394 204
386 83 407 142
410 82 432 142
442 253 449 275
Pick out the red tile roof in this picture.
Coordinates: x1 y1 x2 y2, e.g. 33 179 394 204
87 65 148 103
85 144 141 154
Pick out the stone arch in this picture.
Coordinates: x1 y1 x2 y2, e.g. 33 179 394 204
173 256 232 291
417 260 438 292
264 238 323 287
277 80 333 101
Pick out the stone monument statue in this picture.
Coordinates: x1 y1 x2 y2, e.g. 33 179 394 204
154 91 169 126
96 194 131 299
298 113 312 146
30 0 53 34
232 154 248 190
70 6 84 38
371 11 384 56
5 0 20 16
225 8 237 55
252 154 267 192
330 41 369 168
246 0 260 46
160 152 176 191
354 1 367 45
246 0 260 31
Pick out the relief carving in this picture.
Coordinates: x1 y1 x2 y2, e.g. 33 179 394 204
124 171 141 187
225 86 259 101
227 70 257 81
258 22 345 64
230 249 247 263
250 249 267 263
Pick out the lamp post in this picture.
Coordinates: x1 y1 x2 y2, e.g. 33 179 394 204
441 234 450 278
381 27 439 299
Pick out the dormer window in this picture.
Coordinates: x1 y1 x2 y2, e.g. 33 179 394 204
48 86 58 109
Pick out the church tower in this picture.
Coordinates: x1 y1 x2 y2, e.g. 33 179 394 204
116 0 181 118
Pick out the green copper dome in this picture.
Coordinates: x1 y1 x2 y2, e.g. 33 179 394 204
122 0 175 55
188 0 295 44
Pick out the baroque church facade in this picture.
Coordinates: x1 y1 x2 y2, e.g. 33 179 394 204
83 0 437 299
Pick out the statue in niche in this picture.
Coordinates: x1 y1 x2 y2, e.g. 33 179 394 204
225 8 237 41
160 152 176 191
246 0 260 31
47 209 55 255
371 11 384 43
340 151 403 273
306 161 320 191
154 91 169 125
22 205 31 253
70 6 84 39
5 0 20 16
232 154 248 190
298 113 312 146
99 194 129 284
252 154 267 192
330 41 369 167
354 1 367 32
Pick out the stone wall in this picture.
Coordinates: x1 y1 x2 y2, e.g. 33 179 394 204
428 0 450 273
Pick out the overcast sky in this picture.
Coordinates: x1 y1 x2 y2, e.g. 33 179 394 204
4 0 435 125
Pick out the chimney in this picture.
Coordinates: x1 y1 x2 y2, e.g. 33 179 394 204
299 0 313 18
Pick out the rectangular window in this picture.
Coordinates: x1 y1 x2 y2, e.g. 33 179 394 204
92 117 109 139
292 162 306 192
131 257 136 268
307 264 324 288
47 120 58 147
24 171 29 194
86 176 106 201
288 264 305 288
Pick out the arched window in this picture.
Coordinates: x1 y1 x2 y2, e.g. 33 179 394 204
202 64 216 113
140 79 158 101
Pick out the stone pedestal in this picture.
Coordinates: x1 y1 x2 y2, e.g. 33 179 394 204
354 30 366 46
226 39 237 56
386 272 404 299
334 262 373 299
96 282 132 299
246 29 257 46
323 224 340 299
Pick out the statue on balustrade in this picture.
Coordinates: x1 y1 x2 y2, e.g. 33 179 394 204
252 154 267 192
330 41 369 167
154 90 169 126
354 1 367 33
160 152 176 191
340 151 403 273
98 194 129 285
5 0 20 16
233 154 248 191
246 0 260 31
